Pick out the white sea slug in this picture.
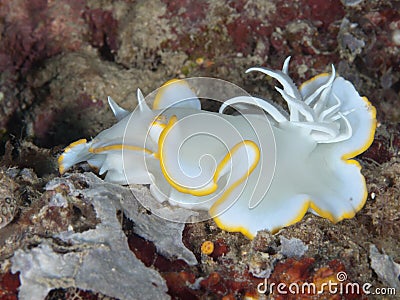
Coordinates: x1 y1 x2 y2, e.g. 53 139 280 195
59 57 376 239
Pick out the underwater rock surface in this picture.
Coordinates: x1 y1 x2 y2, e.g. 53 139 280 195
11 172 199 300
0 0 399 298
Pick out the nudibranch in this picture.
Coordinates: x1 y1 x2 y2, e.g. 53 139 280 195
58 57 376 239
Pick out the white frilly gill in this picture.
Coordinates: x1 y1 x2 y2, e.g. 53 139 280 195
58 57 376 239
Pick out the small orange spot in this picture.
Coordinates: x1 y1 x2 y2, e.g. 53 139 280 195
195 57 204 65
203 60 215 68
201 241 214 255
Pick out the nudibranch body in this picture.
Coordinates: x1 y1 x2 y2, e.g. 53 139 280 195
59 57 376 239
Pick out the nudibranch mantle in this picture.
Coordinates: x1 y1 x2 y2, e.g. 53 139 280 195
58 57 376 239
